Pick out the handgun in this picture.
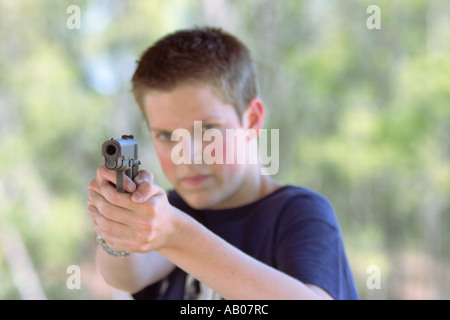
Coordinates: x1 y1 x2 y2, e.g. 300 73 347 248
102 135 140 193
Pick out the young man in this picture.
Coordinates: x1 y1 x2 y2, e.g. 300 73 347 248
87 27 359 300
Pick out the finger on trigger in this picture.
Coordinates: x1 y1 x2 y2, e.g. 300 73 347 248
124 174 137 193
99 165 136 193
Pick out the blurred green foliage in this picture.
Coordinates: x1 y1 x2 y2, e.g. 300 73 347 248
0 0 449 299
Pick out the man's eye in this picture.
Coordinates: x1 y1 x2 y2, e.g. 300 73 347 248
156 132 172 141
202 124 218 131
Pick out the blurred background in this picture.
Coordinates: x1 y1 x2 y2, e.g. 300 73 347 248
0 0 449 300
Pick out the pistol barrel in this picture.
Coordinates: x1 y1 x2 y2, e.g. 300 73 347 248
101 135 140 192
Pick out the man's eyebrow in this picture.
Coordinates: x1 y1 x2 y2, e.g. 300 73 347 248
150 117 226 131
148 126 175 134
149 127 168 131
203 116 225 122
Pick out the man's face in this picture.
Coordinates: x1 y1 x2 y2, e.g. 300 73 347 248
143 83 250 209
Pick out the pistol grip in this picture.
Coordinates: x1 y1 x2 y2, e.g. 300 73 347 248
132 162 139 180
116 166 139 193
116 171 126 193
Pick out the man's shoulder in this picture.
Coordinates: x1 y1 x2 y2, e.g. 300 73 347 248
265 185 333 211
265 185 338 226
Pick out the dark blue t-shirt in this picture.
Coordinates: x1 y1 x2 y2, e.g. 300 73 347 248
132 185 359 300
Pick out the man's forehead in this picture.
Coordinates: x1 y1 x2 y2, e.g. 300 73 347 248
143 85 239 129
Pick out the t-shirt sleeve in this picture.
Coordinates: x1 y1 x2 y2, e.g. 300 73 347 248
274 193 356 299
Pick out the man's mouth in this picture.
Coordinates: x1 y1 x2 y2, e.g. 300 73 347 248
180 174 211 186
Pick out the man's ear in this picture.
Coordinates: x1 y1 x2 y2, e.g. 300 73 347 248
242 97 265 139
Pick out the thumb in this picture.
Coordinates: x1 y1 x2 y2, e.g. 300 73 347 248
131 181 162 204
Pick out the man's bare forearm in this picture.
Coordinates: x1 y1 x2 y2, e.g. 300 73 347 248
157 208 329 300
96 248 175 293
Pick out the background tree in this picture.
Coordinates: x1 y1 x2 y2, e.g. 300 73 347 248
0 0 448 299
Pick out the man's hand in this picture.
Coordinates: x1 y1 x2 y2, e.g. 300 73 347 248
87 166 177 254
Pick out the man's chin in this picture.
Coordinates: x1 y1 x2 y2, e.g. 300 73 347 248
177 188 220 210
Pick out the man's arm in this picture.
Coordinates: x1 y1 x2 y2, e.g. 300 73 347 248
157 206 332 300
95 241 175 294
88 167 332 299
